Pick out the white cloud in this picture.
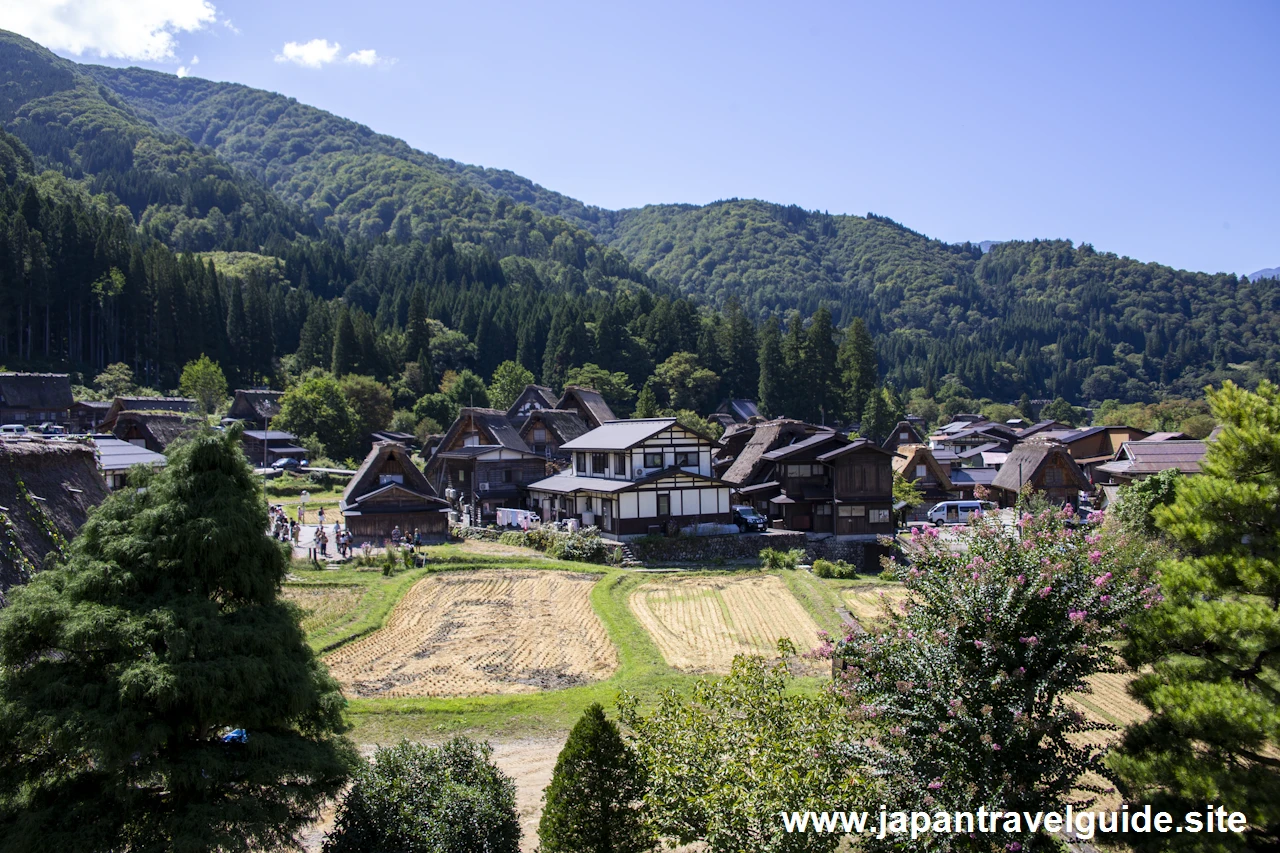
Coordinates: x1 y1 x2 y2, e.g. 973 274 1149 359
176 55 199 78
0 0 217 61
275 38 342 68
346 49 380 66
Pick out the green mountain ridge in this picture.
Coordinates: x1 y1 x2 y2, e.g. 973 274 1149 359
1 28 1277 407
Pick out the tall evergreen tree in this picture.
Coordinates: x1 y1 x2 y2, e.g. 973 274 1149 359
634 382 659 419
837 318 877 423
538 703 653 853
781 312 811 420
1110 381 1280 851
405 285 429 362
718 296 759 401
225 281 250 385
805 306 839 424
757 317 785 418
0 429 358 852
331 305 357 377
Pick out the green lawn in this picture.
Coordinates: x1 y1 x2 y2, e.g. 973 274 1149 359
286 548 849 742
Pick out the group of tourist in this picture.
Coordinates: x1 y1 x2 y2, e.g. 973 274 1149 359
268 505 301 547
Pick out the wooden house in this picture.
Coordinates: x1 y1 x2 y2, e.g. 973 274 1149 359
90 436 166 490
1094 439 1208 485
891 444 956 521
425 408 547 520
340 442 449 541
69 400 113 433
100 396 196 431
240 429 308 466
0 373 73 426
881 420 925 453
1032 425 1152 482
110 412 202 453
518 408 590 460
717 419 825 514
526 418 733 540
990 439 1092 506
227 389 282 424
505 384 558 424
758 432 895 538
555 386 617 429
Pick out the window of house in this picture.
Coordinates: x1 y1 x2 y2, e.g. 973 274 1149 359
533 428 547 442
916 464 927 479
592 452 607 474
614 453 626 475
656 493 670 516
644 452 662 469
900 432 909 441
575 452 587 474
815 504 832 516
379 473 404 486
675 451 695 467
838 504 865 517
456 469 467 483
503 469 513 483
870 509 891 524
1044 467 1064 487
463 432 479 447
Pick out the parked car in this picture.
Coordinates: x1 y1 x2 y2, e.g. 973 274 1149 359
37 423 66 435
272 457 302 470
926 500 996 526
0 424 27 436
732 505 768 532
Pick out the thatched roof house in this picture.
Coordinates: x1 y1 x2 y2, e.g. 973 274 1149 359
505 384 557 423
555 386 616 429
0 441 108 606
101 396 196 430
0 373 73 425
518 408 590 459
227 389 282 423
341 442 449 541
991 438 1091 506
110 412 203 453
721 419 820 486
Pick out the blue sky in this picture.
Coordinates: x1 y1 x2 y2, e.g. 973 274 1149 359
4 0 1277 275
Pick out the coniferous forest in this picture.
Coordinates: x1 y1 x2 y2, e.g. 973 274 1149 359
1 28 1277 416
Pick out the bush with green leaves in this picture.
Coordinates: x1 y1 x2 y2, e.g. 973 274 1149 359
538 703 653 853
323 738 520 853
1111 467 1181 538
834 507 1157 852
619 648 865 853
759 547 805 570
812 557 856 578
498 531 530 548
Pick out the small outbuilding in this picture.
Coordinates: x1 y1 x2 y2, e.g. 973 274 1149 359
340 442 449 542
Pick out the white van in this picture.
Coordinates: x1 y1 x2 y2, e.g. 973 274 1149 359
927 500 996 526
0 424 27 436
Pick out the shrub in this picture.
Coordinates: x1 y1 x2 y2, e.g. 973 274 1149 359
323 738 520 853
538 704 653 853
497 531 530 548
759 547 805 570
811 558 856 578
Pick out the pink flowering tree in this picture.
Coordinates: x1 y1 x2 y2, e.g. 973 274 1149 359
832 506 1157 851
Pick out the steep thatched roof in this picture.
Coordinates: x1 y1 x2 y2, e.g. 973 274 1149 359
342 441 439 508
522 409 590 444
111 411 203 449
228 389 282 421
102 396 196 428
722 419 816 485
892 444 953 490
991 438 1091 493
0 440 108 605
556 386 616 428
0 373 73 411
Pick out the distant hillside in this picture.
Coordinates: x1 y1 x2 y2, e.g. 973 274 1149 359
1248 267 1280 282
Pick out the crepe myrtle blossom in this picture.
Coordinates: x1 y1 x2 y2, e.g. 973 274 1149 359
828 506 1157 853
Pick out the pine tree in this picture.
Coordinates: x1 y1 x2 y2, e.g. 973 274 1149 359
225 281 250 384
0 429 357 852
859 387 891 444
405 285 429 362
331 305 357 377
538 703 653 853
805 307 839 424
634 382 659 419
781 313 811 421
1110 380 1280 851
718 296 759 400
757 316 785 418
837 318 877 423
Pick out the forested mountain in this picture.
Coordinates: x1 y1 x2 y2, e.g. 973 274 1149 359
0 27 1275 416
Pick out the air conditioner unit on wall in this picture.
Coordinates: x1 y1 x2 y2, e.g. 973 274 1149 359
635 469 644 478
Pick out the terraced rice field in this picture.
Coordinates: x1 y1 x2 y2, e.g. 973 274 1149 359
282 584 365 637
629 574 823 673
1070 671 1148 728
324 569 617 698
841 583 909 626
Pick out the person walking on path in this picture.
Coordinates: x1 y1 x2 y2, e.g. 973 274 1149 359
317 507 326 527
291 520 300 550
412 528 422 552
